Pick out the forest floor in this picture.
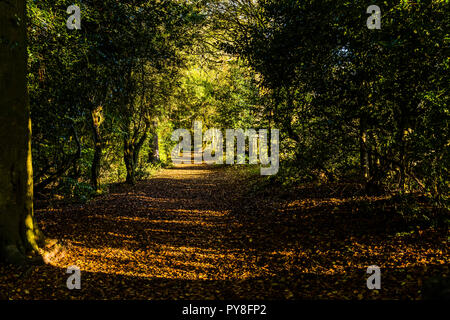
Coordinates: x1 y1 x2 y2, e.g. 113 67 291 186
0 164 448 300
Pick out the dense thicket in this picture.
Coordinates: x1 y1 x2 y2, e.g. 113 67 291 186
213 0 449 209
27 0 264 197
21 0 450 209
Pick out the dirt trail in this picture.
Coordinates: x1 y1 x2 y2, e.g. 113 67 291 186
0 164 447 299
50 164 265 282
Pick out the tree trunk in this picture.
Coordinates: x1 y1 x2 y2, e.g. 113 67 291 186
90 106 103 192
148 120 160 163
359 117 369 181
124 122 149 185
124 138 136 185
0 0 44 263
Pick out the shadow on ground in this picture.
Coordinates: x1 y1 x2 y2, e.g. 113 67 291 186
1 164 447 299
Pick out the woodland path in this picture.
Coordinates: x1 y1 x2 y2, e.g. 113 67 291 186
0 164 447 299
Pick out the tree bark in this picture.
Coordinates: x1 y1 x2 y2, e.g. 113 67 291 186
359 117 369 181
124 122 149 185
90 106 103 192
148 120 160 163
124 138 136 185
0 0 44 263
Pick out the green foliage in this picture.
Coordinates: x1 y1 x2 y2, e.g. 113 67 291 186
27 0 449 217
218 0 449 211
28 0 210 191
55 177 95 203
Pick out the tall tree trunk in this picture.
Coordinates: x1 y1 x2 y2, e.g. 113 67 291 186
359 117 369 181
90 106 103 192
0 0 44 263
124 138 136 185
148 120 160 163
397 107 407 192
124 122 149 185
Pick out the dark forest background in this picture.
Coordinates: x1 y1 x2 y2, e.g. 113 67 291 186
0 0 448 300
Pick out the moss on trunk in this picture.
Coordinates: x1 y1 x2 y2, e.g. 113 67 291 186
0 0 44 264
